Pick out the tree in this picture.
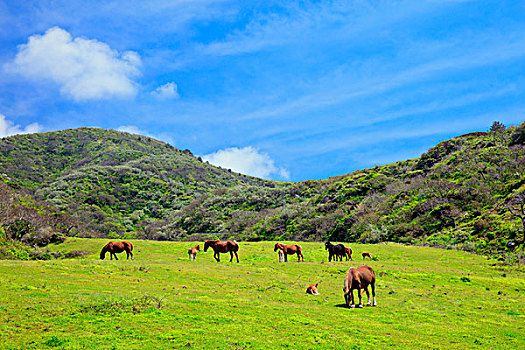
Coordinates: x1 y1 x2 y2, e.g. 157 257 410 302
489 121 506 144
507 192 525 247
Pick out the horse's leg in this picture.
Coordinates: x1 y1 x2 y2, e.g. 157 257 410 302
129 250 134 260
357 288 363 308
349 290 355 308
215 252 220 262
229 251 233 262
365 286 371 306
371 280 377 306
284 253 288 262
234 251 239 263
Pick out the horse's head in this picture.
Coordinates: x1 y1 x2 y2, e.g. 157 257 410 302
195 245 200 251
325 242 331 250
204 241 213 252
99 248 106 260
274 243 281 252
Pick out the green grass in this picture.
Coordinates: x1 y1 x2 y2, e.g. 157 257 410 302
1 239 524 349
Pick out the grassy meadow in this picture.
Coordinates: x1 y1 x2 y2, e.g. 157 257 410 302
1 239 524 349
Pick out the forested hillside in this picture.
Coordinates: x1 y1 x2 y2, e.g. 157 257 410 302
1 123 524 259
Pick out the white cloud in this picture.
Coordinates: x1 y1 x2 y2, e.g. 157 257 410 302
202 146 290 180
0 114 43 138
7 27 141 101
116 125 174 145
151 82 179 99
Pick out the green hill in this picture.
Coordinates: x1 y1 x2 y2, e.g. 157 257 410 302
0 123 524 259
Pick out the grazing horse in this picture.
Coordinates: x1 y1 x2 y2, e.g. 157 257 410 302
362 252 372 260
343 265 376 308
204 240 239 263
100 241 134 260
188 245 200 261
345 247 353 261
325 242 346 262
274 243 304 262
306 283 319 295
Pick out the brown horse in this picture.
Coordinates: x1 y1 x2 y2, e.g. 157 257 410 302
343 265 376 308
100 241 134 260
345 247 353 261
204 240 239 262
362 252 372 260
188 245 200 261
325 242 346 262
274 243 304 262
306 283 319 295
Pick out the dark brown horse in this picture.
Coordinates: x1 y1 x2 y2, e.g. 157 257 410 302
325 242 346 262
345 247 353 261
188 245 200 261
100 241 134 260
204 240 239 262
343 265 376 308
274 243 304 262
362 252 372 260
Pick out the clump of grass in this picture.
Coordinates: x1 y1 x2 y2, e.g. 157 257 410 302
79 295 163 315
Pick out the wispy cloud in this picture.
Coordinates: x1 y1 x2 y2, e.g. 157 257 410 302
0 114 43 138
151 82 179 99
202 146 290 180
6 27 141 101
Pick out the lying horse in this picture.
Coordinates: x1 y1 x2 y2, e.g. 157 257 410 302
306 283 319 295
345 247 353 261
188 245 200 261
362 252 372 260
343 265 376 308
325 242 346 262
100 241 134 260
204 240 239 262
274 243 304 262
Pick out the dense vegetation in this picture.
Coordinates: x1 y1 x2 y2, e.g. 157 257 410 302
0 123 524 259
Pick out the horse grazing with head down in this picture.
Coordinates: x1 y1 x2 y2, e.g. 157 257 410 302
188 245 200 261
204 240 239 262
274 243 304 262
100 241 134 260
325 242 346 262
343 265 376 308
362 252 372 260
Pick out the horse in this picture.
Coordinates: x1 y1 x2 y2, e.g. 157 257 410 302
345 247 353 261
188 245 200 261
306 283 319 295
362 252 372 260
203 240 239 262
274 243 304 262
100 241 134 260
343 265 376 308
325 242 346 262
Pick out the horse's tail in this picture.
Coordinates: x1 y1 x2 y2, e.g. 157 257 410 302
295 244 302 252
129 242 134 251
232 240 239 251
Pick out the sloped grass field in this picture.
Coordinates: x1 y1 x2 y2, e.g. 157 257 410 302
1 240 524 349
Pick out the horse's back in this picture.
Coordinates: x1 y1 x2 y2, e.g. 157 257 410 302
227 240 239 251
357 265 375 283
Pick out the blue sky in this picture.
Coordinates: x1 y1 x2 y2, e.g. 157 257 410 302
1 1 524 181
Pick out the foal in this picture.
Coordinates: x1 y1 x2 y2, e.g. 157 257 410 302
306 283 319 295
188 245 200 261
343 265 376 308
345 247 353 260
362 252 372 260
